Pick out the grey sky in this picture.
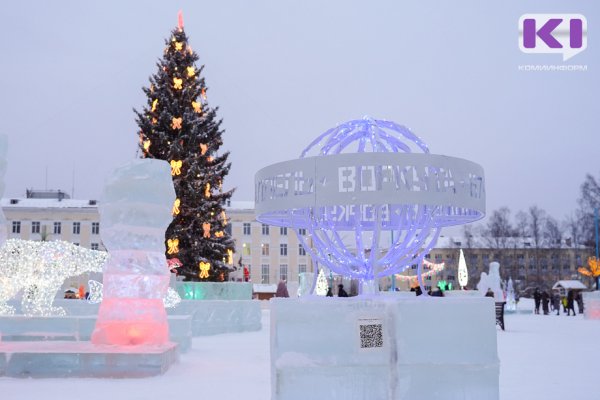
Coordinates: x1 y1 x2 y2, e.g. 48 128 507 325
0 1 598 226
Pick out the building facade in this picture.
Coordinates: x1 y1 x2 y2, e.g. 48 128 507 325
2 192 592 294
1 193 315 286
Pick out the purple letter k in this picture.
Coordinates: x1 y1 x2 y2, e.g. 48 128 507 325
523 18 563 48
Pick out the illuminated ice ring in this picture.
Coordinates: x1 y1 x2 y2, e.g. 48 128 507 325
255 117 485 289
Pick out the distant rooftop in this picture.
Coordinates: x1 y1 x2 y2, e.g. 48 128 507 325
26 189 71 200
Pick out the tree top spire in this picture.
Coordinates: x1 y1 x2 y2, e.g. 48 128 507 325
178 10 184 31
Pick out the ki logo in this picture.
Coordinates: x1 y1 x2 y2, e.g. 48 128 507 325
519 14 587 61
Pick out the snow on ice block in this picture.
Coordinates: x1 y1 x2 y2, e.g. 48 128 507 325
0 341 178 378
583 291 600 320
271 296 499 400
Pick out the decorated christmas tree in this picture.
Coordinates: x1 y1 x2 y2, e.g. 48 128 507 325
135 13 235 281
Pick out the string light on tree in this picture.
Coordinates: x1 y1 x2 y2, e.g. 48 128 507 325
395 260 445 282
135 12 235 281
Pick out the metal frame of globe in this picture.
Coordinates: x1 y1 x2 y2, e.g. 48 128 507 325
255 117 485 294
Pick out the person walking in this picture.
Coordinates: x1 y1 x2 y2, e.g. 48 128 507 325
326 287 333 297
567 289 576 316
533 288 541 314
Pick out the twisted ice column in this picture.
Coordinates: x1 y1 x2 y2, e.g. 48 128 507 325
91 159 175 346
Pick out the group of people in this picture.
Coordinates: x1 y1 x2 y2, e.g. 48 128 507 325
326 284 348 297
533 288 583 316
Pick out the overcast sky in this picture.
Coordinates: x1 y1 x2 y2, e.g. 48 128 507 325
0 1 598 227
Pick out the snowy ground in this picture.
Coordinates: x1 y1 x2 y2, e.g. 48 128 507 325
1 307 599 400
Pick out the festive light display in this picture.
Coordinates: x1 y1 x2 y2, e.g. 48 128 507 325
173 77 183 90
395 260 445 282
458 248 468 289
199 143 208 155
170 159 182 175
205 182 211 198
215 231 224 238
87 280 181 308
171 117 182 130
579 257 600 279
193 101 202 114
0 239 108 316
255 117 485 294
227 249 233 265
151 99 158 112
199 262 211 278
221 211 228 225
172 198 181 215
202 222 211 238
315 269 329 296
167 238 179 254
175 41 183 51
143 139 151 152
187 66 195 77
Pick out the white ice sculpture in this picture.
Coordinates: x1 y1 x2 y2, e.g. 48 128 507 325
477 261 504 302
87 279 181 308
458 248 468 289
0 239 108 316
506 278 516 311
91 159 176 346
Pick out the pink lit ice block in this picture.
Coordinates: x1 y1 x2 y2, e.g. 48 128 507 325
92 160 176 346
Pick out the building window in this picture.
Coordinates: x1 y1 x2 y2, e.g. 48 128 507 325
298 244 306 256
298 228 306 236
92 222 100 235
280 243 288 256
53 222 61 235
31 221 41 234
262 224 270 235
299 264 307 274
225 224 232 236
91 243 99 250
73 222 81 235
243 243 251 256
261 264 270 284
280 227 287 236
280 264 288 281
434 254 442 262
243 223 251 235
11 221 20 234
73 243 80 246
261 243 269 256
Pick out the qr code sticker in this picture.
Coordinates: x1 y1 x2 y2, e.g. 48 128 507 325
359 323 383 349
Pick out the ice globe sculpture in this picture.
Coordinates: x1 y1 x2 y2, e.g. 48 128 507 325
255 117 485 293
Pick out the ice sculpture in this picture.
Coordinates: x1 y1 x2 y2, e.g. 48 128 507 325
506 277 516 311
91 159 176 346
255 117 485 294
87 279 182 308
0 239 108 316
477 262 504 301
